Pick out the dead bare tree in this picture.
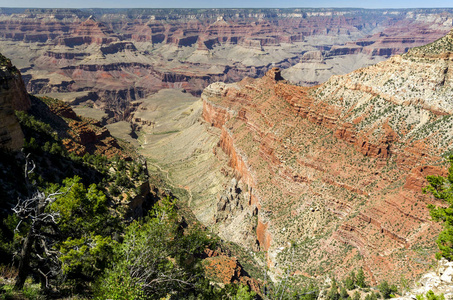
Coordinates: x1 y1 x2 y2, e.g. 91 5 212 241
12 153 62 291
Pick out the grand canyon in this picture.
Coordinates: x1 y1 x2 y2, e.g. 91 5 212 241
2 6 453 298
1 7 453 119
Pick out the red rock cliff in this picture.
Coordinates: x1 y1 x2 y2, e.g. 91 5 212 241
201 59 451 283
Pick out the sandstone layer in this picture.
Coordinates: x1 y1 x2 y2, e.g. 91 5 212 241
1 8 452 120
193 30 453 285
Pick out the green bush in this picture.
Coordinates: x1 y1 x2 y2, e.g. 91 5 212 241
45 176 121 286
327 280 340 300
416 290 445 300
378 280 397 299
356 268 367 288
340 286 350 299
424 156 453 260
365 292 377 300
344 270 356 290
96 198 217 299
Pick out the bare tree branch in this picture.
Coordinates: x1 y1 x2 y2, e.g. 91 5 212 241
13 155 64 291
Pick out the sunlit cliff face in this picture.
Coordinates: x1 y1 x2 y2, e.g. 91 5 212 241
194 30 453 282
0 8 452 121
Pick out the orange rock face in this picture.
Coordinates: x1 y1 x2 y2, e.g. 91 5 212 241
40 97 127 158
203 255 243 284
1 8 452 120
202 247 261 294
201 61 450 283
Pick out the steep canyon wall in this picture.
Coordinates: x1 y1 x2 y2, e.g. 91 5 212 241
0 54 30 150
199 30 453 283
1 8 453 120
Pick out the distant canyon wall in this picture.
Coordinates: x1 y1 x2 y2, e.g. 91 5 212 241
0 8 452 120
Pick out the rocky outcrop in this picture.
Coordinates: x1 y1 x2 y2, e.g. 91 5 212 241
100 41 137 55
56 16 119 46
0 54 30 150
216 178 245 222
202 246 261 294
394 258 453 300
200 29 453 283
202 97 232 128
1 8 453 119
36 96 126 158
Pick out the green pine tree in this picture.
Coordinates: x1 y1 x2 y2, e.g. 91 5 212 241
344 270 356 290
327 280 340 300
340 286 350 299
356 268 366 288
424 156 453 260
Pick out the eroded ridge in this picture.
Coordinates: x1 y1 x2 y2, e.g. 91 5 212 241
201 55 453 283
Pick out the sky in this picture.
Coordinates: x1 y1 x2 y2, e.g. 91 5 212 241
0 0 452 9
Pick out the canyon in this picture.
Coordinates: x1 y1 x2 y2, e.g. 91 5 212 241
3 6 453 292
132 27 453 288
1 8 453 121
0 56 262 294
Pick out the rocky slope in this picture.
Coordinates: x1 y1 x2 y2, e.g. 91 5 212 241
190 28 453 286
394 258 453 300
0 53 30 150
34 96 127 158
0 8 452 120
0 52 264 294
0 52 156 219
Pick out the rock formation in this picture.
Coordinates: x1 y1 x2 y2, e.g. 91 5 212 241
395 258 453 300
33 95 128 158
216 178 245 222
0 53 30 150
198 28 453 284
1 8 453 120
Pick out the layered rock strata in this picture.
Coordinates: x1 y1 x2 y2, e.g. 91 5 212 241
1 8 453 120
200 29 453 283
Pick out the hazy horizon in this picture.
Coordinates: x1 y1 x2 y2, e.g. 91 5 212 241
1 0 452 9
